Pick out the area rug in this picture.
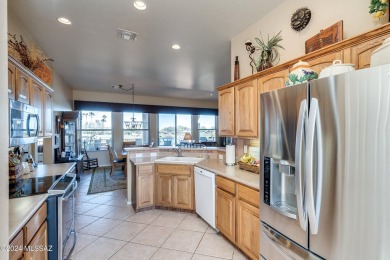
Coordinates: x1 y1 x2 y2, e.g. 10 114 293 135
87 167 127 195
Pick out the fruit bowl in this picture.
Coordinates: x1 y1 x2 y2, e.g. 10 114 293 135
237 161 259 174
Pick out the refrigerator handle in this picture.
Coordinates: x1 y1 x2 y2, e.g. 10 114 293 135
295 100 308 231
306 98 324 235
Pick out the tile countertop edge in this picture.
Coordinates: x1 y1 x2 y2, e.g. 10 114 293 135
195 159 260 190
9 194 49 240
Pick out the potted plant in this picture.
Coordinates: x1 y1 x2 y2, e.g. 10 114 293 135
254 31 284 71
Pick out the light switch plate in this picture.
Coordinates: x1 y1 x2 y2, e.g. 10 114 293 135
244 145 248 153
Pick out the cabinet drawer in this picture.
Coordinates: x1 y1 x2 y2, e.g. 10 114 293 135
237 184 259 208
138 164 154 174
24 202 47 245
157 164 191 175
216 176 236 194
9 230 23 260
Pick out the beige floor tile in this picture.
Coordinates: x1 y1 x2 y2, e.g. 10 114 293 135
103 221 147 241
110 242 158 260
150 211 187 228
82 204 117 217
195 233 235 259
75 202 99 214
71 237 126 260
233 250 248 260
131 225 174 247
87 195 114 204
104 198 131 207
67 214 99 231
191 254 226 260
103 206 135 220
127 210 163 224
205 226 218 234
178 214 209 232
65 232 99 256
162 229 204 253
78 218 122 236
151 248 193 260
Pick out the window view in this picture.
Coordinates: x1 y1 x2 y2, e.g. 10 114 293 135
198 115 216 142
123 112 149 145
158 114 192 146
81 111 112 150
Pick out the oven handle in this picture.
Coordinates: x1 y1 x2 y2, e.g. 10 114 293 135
62 181 78 200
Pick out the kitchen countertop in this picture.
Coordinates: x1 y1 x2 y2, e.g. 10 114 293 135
21 162 76 179
125 146 226 152
9 194 48 240
129 156 166 165
196 159 260 190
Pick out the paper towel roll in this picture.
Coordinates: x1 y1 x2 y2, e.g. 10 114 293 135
225 144 236 166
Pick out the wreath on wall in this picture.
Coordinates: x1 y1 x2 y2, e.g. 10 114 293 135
369 0 389 19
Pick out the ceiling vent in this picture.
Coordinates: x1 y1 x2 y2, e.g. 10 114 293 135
117 28 138 41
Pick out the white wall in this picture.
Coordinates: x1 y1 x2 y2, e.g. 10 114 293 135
8 12 73 111
0 0 9 257
231 0 389 79
74 90 218 109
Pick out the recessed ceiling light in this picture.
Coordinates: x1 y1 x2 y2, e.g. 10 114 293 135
172 44 180 50
134 1 146 10
58 17 72 25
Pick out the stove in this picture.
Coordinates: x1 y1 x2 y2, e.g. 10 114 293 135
9 175 63 198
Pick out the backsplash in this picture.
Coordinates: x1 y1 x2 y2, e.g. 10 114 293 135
232 138 260 160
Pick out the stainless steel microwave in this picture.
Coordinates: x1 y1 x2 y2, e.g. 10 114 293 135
9 99 39 147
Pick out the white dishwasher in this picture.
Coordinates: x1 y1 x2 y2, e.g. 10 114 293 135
194 166 216 229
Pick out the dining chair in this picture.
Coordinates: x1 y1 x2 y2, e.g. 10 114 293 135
108 145 127 176
82 148 99 170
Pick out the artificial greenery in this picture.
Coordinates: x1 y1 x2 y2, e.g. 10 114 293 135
254 31 284 71
369 0 389 19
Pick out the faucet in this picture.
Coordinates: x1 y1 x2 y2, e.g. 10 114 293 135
172 147 183 157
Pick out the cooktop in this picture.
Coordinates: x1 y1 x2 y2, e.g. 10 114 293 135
9 174 63 199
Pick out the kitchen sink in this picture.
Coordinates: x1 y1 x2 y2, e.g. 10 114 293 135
154 156 205 164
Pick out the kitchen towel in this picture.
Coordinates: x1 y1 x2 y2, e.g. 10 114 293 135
225 144 236 165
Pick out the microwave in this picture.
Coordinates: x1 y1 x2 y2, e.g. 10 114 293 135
9 99 39 147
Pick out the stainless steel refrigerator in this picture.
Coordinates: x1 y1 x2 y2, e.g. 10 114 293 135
260 64 390 259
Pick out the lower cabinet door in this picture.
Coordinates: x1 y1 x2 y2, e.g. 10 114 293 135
24 221 48 260
156 174 173 206
137 172 154 208
173 175 193 210
236 199 260 259
216 187 235 243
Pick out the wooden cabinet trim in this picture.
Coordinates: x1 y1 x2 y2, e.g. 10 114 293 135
156 164 191 175
216 176 236 194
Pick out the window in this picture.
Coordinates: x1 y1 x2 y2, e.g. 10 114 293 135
123 112 149 145
81 111 112 150
198 115 216 142
158 114 192 146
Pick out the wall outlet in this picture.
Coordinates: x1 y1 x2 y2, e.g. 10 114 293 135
243 145 248 153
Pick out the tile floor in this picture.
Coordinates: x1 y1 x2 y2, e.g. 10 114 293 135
63 170 248 260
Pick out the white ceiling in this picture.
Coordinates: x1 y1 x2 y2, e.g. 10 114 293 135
8 0 285 101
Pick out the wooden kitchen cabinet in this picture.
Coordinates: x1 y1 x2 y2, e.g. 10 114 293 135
216 187 236 243
9 230 23 260
235 80 258 137
24 222 48 260
43 92 53 136
8 61 16 100
258 69 288 94
31 80 44 136
155 164 194 210
15 68 31 104
218 87 235 136
236 184 260 260
136 164 154 209
349 35 389 69
305 51 344 75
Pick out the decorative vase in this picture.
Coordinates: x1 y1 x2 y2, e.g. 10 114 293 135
234 56 240 80
285 60 318 86
257 50 273 72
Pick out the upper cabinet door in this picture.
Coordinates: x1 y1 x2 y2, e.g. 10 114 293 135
235 80 258 138
15 68 31 104
306 51 343 75
8 62 16 100
31 81 44 136
218 87 235 136
258 69 289 94
43 92 53 136
349 35 389 69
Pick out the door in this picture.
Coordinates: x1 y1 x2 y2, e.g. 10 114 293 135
308 65 390 259
16 68 30 104
156 174 173 206
215 187 235 243
260 82 308 249
258 69 289 93
173 175 193 209
137 172 154 208
235 80 258 137
8 62 16 99
218 87 235 136
236 199 259 259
